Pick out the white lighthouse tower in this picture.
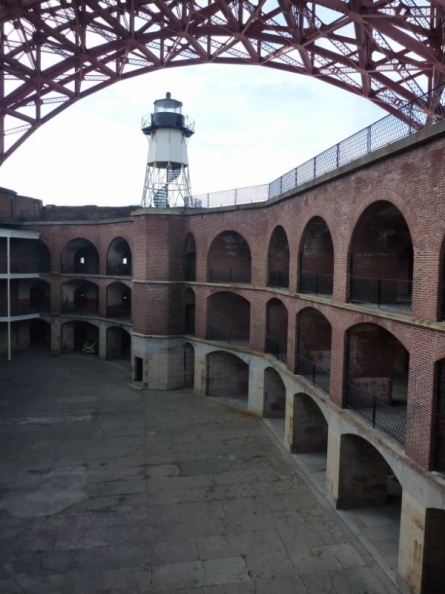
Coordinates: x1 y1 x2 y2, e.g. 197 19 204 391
141 92 195 208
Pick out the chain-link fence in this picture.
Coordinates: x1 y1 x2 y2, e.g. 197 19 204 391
190 83 445 209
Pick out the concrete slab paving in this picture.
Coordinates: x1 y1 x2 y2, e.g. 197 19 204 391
0 350 400 593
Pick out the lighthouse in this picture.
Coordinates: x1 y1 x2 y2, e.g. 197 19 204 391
141 92 195 208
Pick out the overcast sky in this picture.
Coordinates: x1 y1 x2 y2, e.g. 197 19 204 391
0 64 385 207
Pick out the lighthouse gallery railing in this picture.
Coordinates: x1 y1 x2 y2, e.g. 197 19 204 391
191 84 445 209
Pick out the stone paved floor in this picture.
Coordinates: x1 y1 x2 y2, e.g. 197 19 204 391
0 350 400 593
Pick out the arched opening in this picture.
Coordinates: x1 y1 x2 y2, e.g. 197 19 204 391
292 393 328 453
184 342 195 389
298 217 333 296
207 231 251 283
295 308 331 393
8 279 50 315
432 358 445 472
437 238 445 321
106 282 132 320
106 237 132 276
337 435 401 575
184 234 196 281
29 319 51 349
345 323 408 445
184 288 195 335
265 298 288 363
206 351 249 407
61 238 99 275
29 280 51 314
106 326 131 361
61 280 99 315
62 321 98 354
31 241 51 273
264 367 286 418
348 201 413 312
7 238 50 273
422 508 445 593
207 292 250 346
268 225 290 289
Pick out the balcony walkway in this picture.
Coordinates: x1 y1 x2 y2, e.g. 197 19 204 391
0 350 399 593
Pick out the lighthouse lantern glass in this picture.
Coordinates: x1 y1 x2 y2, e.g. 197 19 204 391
155 99 182 114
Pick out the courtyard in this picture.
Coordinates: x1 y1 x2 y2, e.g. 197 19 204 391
0 350 399 593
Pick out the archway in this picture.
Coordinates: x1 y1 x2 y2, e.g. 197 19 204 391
62 321 98 354
206 351 249 407
298 217 333 296
336 434 402 576
106 237 132 276
264 367 286 418
268 226 290 289
61 280 99 315
296 307 331 393
106 326 131 361
206 292 250 345
207 231 251 283
61 238 100 275
29 319 51 349
184 288 196 335
422 508 445 593
345 323 408 445
432 358 445 472
106 282 131 320
31 241 51 273
292 393 328 453
184 234 196 281
265 298 288 363
348 201 413 312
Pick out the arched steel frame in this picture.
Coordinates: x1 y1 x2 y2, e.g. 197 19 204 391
1 0 445 164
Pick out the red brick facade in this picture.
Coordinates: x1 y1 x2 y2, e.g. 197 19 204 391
2 122 445 478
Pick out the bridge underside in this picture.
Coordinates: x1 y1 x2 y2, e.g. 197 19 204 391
1 0 445 164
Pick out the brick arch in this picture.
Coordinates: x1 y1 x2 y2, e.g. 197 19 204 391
184 233 197 281
106 236 132 276
207 230 252 284
299 212 336 245
61 237 100 275
267 225 290 289
264 365 286 418
337 430 405 500
344 319 411 352
294 391 330 424
347 188 417 248
298 216 334 296
206 228 252 254
295 301 336 328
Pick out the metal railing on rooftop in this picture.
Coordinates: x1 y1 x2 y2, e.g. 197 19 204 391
190 84 445 209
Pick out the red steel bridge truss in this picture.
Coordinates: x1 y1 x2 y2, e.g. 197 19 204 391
1 0 445 164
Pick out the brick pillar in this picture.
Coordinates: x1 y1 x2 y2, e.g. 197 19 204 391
329 325 347 408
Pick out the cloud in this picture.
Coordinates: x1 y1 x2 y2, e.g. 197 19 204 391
0 64 385 206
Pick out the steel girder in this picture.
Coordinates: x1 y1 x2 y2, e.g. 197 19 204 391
1 0 445 165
